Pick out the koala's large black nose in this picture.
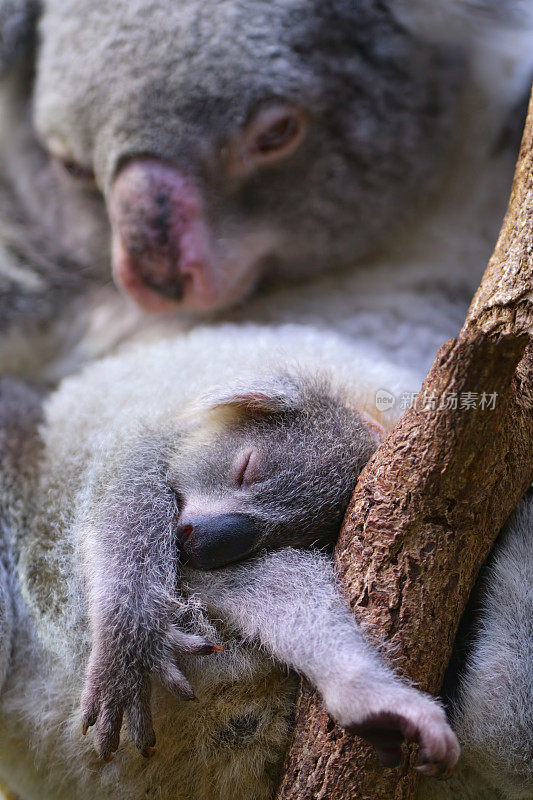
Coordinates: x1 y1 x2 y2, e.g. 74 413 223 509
176 513 263 570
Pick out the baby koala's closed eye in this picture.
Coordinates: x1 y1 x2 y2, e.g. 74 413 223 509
172 374 381 570
80 369 381 760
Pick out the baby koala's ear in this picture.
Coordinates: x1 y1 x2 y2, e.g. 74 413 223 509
198 374 302 418
359 409 386 446
345 402 386 446
0 0 40 77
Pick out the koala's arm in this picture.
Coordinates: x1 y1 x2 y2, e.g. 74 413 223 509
0 376 43 521
79 436 219 760
0 378 43 692
191 549 460 776
0 0 38 75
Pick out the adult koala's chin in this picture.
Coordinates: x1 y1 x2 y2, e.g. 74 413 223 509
1 0 464 329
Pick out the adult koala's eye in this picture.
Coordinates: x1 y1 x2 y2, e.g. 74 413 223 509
227 106 307 176
233 449 262 488
50 150 96 184
248 107 306 162
255 110 303 154
59 158 95 182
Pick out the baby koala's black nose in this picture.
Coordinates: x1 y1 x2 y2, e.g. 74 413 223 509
176 513 262 570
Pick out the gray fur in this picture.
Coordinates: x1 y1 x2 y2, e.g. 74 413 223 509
457 493 533 792
456 492 533 799
0 378 42 701
420 491 533 800
0 0 37 75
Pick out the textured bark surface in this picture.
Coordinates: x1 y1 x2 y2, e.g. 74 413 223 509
275 93 533 800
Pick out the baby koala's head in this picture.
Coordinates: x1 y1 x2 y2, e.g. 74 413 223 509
168 372 383 570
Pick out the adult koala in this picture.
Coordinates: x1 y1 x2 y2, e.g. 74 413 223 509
0 0 531 378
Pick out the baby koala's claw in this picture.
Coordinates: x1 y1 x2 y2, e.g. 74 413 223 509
155 659 196 699
410 704 460 780
92 702 124 761
414 726 460 781
164 626 223 658
153 626 224 698
81 656 151 760
126 681 156 755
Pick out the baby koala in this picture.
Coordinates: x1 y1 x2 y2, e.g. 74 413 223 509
25 323 458 782
79 350 380 760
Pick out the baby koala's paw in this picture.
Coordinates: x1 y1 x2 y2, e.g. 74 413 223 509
151 624 224 701
81 627 221 760
324 678 460 778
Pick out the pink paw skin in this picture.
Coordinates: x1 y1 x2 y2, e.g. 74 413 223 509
327 680 460 778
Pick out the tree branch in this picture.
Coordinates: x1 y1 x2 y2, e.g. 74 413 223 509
275 90 533 800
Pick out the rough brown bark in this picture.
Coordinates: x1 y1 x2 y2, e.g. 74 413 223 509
275 92 533 800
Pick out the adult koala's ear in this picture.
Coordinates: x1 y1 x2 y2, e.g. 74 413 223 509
390 0 533 45
0 0 39 77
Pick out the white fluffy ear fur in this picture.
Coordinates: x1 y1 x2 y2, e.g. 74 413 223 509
391 0 533 114
351 407 386 445
196 374 302 417
0 0 39 76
